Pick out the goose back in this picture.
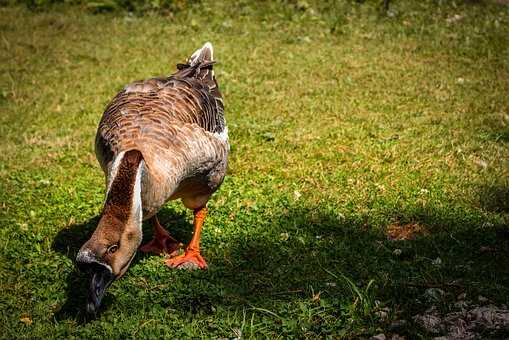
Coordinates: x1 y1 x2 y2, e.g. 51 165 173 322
95 44 228 219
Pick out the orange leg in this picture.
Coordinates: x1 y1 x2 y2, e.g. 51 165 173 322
140 216 182 255
165 207 208 270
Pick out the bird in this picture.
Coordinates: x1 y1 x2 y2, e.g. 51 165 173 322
75 42 228 314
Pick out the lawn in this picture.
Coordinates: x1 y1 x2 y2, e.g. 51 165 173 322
1 0 508 338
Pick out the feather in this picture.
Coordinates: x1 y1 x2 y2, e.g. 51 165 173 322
95 42 229 219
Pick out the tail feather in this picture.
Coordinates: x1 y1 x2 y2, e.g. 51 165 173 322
173 42 217 90
188 42 213 66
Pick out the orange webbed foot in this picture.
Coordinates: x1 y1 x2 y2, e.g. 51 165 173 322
164 250 208 270
139 232 182 256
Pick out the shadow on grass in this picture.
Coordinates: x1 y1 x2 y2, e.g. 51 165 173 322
52 216 100 323
51 203 509 334
479 184 509 213
51 207 193 322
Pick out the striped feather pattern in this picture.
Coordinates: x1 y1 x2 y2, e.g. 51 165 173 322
95 43 229 219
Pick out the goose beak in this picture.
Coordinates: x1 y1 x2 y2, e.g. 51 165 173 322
85 263 115 314
76 250 116 314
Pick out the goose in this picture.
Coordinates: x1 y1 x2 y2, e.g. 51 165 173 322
75 42 228 314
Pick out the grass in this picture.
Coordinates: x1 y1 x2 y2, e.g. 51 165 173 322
1 0 508 338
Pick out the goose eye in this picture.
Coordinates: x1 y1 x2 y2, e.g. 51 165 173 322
107 244 118 254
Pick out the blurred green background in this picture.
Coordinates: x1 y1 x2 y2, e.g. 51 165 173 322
1 0 508 338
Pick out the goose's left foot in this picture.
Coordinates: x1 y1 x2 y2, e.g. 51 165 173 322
164 250 208 270
140 216 182 255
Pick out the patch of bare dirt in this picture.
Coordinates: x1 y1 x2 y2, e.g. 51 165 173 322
387 222 429 241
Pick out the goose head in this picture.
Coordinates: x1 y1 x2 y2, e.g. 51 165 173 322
76 150 144 314
76 214 141 314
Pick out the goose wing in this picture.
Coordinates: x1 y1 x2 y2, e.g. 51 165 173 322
95 43 228 178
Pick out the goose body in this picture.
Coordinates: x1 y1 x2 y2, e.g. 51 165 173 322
97 45 228 217
76 43 228 313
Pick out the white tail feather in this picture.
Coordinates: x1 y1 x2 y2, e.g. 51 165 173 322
189 42 214 66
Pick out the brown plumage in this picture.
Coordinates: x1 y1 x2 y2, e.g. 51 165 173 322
76 42 229 314
96 43 228 217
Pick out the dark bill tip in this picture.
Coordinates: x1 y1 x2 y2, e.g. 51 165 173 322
80 262 115 314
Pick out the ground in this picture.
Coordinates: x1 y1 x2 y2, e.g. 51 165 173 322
0 1 508 338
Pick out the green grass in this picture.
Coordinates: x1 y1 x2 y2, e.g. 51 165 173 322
1 1 508 338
